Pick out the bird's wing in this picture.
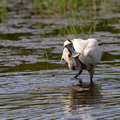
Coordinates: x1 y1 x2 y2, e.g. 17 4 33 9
72 38 102 66
72 39 87 53
83 39 102 66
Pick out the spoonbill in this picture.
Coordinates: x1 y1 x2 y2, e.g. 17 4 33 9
61 38 102 82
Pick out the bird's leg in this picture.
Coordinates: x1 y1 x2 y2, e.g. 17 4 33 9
74 70 82 78
88 68 95 83
90 77 93 83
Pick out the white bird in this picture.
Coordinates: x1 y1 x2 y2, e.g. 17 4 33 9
61 38 102 82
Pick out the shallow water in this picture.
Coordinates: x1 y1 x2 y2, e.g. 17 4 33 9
0 0 120 120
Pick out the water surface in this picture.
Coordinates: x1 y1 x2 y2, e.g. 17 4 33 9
0 0 120 120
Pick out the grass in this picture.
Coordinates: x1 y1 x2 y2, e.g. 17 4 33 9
34 0 99 39
0 0 99 39
44 48 49 61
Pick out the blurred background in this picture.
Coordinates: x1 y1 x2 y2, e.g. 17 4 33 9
0 0 120 119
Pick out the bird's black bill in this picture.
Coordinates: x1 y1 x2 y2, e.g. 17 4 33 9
65 42 80 58
74 57 86 69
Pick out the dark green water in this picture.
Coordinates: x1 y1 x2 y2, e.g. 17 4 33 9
0 0 120 120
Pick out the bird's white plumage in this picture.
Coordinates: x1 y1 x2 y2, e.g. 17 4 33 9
62 38 102 81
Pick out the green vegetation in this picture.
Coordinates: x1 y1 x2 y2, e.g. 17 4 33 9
0 0 7 22
0 0 119 39
34 0 99 39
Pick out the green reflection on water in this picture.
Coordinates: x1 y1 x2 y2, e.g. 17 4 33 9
0 0 7 22
1 62 65 73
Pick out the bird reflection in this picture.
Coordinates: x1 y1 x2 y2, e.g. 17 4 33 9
64 81 103 119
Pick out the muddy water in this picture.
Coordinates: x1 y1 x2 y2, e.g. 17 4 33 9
0 0 120 120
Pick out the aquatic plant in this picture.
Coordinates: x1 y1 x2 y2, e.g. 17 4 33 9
34 0 99 39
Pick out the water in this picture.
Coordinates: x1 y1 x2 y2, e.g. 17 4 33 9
0 0 120 120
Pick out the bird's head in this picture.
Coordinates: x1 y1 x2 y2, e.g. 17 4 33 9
63 39 72 47
64 39 80 58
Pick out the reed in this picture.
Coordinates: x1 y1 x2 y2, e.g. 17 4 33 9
34 0 99 39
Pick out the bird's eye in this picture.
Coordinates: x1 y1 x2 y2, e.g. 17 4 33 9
68 52 71 57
